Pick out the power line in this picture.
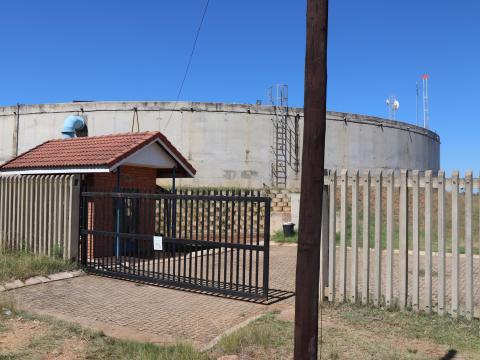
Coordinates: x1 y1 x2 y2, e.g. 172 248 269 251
166 0 211 127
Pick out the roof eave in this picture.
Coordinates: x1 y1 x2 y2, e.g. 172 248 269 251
0 167 111 175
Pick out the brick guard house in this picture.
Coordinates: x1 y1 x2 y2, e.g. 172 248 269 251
0 131 196 259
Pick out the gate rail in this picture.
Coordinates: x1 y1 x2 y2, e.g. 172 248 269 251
80 190 271 300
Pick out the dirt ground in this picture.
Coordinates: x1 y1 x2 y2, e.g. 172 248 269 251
0 317 48 351
210 304 480 360
2 303 479 359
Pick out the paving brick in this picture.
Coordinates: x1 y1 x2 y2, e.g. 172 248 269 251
11 245 297 348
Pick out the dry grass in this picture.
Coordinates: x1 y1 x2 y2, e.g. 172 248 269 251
209 311 293 359
0 249 77 283
0 308 206 360
209 303 480 359
331 303 480 359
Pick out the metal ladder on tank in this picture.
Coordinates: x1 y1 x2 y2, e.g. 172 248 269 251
272 114 288 187
269 84 299 188
271 112 300 188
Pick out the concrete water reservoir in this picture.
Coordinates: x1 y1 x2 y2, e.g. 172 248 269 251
0 101 440 189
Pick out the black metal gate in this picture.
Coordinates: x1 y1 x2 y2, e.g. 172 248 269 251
79 190 271 300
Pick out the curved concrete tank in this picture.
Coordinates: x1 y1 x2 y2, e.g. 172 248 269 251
0 101 440 189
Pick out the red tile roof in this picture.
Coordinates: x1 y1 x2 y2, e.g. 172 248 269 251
0 132 196 177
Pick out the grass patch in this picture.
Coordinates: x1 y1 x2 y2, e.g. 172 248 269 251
335 302 480 355
210 312 293 359
212 304 480 359
87 338 205 360
272 230 298 244
1 310 206 360
0 249 77 283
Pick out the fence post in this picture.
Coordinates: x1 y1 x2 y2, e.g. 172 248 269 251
19 176 25 251
6 177 12 249
351 169 359 303
340 169 348 302
412 170 420 312
47 176 54 256
68 175 81 261
0 177 4 245
12 177 18 250
320 182 330 302
465 170 474 320
437 170 446 315
451 171 459 318
328 170 337 302
263 197 271 300
385 170 394 308
25 176 32 252
374 170 382 306
399 169 408 310
57 176 65 258
80 181 87 265
424 170 433 313
42 176 48 255
52 176 59 256
33 176 39 253
362 170 370 305
2 177 8 247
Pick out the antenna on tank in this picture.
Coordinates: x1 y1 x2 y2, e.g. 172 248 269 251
422 74 430 129
415 82 419 126
386 95 400 120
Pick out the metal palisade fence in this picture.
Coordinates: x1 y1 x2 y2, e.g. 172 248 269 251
322 169 480 320
80 188 271 300
0 175 81 260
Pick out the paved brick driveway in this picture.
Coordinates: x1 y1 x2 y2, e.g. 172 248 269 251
12 242 478 348
11 245 297 348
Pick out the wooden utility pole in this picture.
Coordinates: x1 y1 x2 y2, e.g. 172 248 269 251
294 0 328 359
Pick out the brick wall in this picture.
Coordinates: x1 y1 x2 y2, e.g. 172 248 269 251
172 187 294 235
268 189 292 213
169 188 269 237
86 165 157 259
87 165 158 192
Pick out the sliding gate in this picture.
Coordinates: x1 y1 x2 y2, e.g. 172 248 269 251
80 190 271 300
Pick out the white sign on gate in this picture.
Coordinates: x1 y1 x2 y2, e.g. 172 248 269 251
153 236 163 251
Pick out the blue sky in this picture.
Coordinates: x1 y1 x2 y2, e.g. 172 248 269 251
0 0 478 172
